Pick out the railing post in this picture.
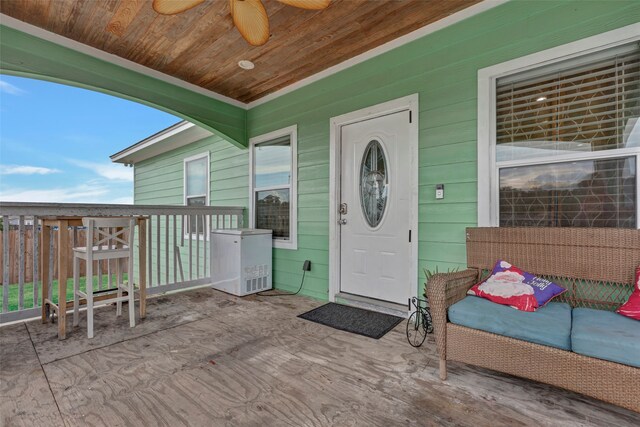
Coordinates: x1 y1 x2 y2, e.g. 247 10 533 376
147 215 152 288
165 214 169 285
156 215 161 286
195 214 200 278
173 215 177 284
40 220 50 323
18 216 25 310
138 217 147 319
2 215 9 313
188 215 193 281
33 216 39 307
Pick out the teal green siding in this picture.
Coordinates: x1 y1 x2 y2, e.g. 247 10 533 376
135 135 249 208
134 1 640 299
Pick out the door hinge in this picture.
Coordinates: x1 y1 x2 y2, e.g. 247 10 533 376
409 230 412 243
409 111 412 123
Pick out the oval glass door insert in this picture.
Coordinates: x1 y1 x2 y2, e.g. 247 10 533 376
360 140 388 227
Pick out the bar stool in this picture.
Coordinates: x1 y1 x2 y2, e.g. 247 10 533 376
73 217 136 338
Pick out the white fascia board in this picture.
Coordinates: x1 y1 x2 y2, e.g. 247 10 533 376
111 122 213 164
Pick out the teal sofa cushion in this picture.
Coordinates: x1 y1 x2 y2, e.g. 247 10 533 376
571 308 640 368
448 296 572 350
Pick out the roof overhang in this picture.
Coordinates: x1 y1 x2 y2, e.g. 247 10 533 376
110 121 213 165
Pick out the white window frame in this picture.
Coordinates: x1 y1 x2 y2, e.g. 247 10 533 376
183 151 210 238
477 23 640 229
249 125 298 250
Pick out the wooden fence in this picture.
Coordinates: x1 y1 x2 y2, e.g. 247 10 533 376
0 227 126 285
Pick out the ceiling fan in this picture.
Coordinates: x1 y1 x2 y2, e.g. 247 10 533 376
152 0 331 46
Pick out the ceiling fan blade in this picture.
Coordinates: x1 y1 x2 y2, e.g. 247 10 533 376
277 0 331 10
229 0 270 46
152 0 205 15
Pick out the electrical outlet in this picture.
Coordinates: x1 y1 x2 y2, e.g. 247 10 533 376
303 260 311 271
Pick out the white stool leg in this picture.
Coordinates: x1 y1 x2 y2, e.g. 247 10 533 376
86 260 94 339
116 258 122 317
128 256 135 328
73 255 80 327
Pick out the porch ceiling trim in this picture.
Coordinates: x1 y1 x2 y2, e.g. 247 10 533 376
0 0 506 111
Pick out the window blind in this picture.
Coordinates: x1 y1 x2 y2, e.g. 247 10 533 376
496 48 640 157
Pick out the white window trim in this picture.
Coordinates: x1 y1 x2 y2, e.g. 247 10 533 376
477 23 640 229
249 125 298 250
183 151 210 239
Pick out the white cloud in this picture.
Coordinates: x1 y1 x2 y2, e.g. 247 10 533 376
68 159 133 182
0 80 25 95
0 184 111 203
111 196 134 205
0 165 61 175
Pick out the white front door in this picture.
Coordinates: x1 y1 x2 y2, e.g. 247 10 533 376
339 111 412 305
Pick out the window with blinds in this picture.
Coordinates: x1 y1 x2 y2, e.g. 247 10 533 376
494 44 639 228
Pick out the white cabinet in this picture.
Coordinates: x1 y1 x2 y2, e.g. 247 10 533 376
210 229 272 296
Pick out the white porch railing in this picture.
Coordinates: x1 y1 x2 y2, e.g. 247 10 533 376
0 202 244 323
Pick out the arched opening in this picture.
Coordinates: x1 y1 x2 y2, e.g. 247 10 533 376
0 25 247 148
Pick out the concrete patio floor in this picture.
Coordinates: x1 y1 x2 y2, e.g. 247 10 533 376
1 287 639 426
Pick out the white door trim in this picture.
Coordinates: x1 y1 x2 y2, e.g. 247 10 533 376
329 94 419 308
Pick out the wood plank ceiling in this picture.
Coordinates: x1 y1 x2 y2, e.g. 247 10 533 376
0 0 480 103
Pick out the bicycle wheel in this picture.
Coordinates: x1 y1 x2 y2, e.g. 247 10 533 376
406 310 427 347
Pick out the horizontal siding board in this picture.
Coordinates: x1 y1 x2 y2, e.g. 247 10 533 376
420 202 477 224
298 208 328 223
421 100 477 130
419 162 476 184
298 179 329 195
298 167 329 182
418 241 468 264
420 141 476 166
421 122 476 148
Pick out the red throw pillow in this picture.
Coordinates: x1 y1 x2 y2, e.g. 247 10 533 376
616 266 640 321
467 260 566 312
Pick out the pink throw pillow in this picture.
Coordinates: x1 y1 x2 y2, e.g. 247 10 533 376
616 266 640 321
467 260 566 312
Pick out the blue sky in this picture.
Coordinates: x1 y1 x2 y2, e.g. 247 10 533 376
0 75 179 204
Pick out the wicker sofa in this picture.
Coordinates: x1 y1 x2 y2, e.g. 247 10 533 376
426 227 640 412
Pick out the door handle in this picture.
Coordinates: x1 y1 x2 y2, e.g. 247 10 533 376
338 219 347 225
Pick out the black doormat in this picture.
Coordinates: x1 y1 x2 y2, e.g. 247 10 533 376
298 303 403 339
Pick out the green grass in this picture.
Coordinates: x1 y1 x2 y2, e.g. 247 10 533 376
1 274 128 312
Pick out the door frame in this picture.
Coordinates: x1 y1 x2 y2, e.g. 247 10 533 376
328 94 419 307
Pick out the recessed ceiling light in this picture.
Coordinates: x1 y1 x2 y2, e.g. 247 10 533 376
238 60 255 70
536 96 547 102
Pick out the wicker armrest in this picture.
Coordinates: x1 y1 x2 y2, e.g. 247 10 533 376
426 268 479 310
426 268 479 374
